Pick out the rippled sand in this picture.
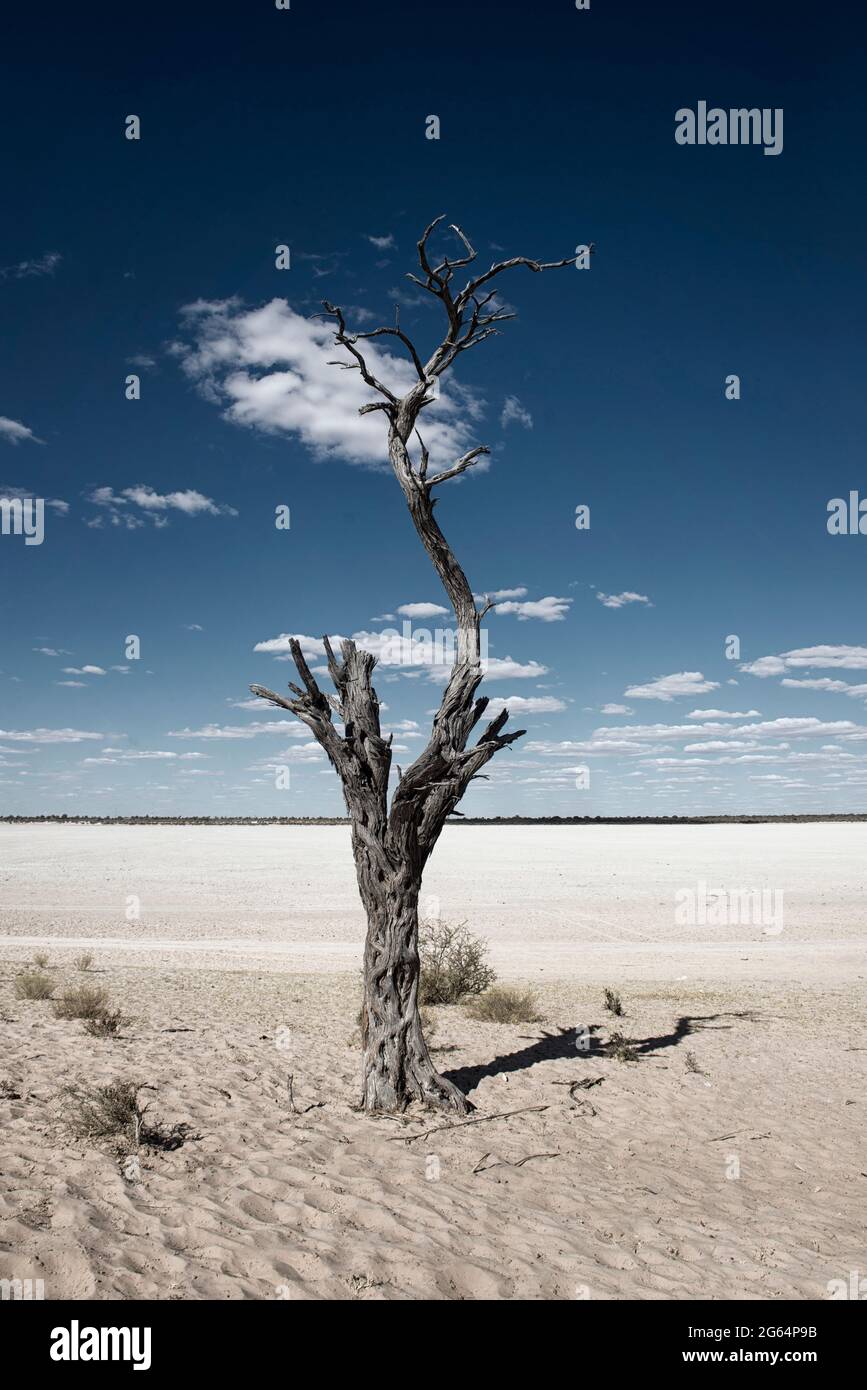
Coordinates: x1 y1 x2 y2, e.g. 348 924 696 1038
1 824 864 1300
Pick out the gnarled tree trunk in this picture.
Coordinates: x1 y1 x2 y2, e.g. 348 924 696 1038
357 864 465 1112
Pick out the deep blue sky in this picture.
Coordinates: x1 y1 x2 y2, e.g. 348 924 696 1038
2 0 866 816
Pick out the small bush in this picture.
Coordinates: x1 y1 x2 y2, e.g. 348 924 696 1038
465 986 541 1024
32 951 50 970
64 1079 195 1150
685 1051 704 1075
14 970 54 1001
53 985 110 1020
84 1008 130 1038
607 1030 639 1063
418 919 496 1004
66 1080 147 1142
603 988 624 1016
73 952 94 972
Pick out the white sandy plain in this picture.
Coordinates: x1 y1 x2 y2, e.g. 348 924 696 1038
0 823 865 1300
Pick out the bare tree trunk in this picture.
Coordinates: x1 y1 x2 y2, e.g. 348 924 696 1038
358 878 466 1106
357 865 467 1113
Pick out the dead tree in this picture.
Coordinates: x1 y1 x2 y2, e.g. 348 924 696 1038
252 217 578 1114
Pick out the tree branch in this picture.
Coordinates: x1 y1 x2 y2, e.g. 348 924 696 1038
314 218 580 859
426 445 490 489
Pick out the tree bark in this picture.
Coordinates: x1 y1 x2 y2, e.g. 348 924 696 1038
357 861 468 1114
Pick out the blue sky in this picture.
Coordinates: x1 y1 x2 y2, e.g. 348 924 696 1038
2 0 866 817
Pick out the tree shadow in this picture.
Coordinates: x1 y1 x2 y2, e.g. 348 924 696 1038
443 1011 763 1096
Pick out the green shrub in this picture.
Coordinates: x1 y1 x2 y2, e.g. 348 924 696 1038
603 988 624 1016
418 919 496 1004
66 1080 147 1142
606 1030 639 1063
53 985 110 1020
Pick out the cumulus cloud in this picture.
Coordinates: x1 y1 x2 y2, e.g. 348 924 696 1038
86 485 237 528
396 602 450 619
253 631 549 682
741 645 867 676
601 703 633 715
172 297 481 470
484 695 566 715
494 595 571 622
475 586 528 602
481 657 549 680
596 591 652 609
62 665 106 676
0 418 41 445
624 671 719 702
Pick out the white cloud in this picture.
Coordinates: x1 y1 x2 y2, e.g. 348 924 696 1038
174 297 481 469
780 677 867 698
739 656 787 677
83 750 207 764
254 633 344 660
87 485 236 527
475 586 528 602
365 233 395 249
254 631 549 682
596 591 652 609
484 695 566 715
500 395 533 430
624 671 719 702
687 708 761 719
396 602 450 619
248 743 324 769
494 595 571 622
0 484 66 512
600 703 633 715
741 645 867 677
167 721 310 740
482 657 549 680
0 251 61 280
0 727 105 743
0 417 42 445
62 665 106 676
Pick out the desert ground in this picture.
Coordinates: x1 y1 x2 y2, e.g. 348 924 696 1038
0 823 864 1301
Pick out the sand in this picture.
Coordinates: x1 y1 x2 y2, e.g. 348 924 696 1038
0 823 865 1300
